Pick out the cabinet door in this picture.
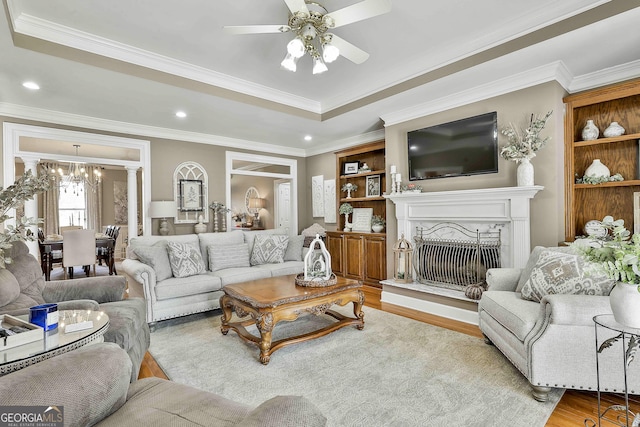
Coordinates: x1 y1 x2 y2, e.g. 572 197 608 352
326 233 344 275
364 235 386 286
344 234 364 280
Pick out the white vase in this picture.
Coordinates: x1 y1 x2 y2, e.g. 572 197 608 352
603 121 625 137
516 158 534 186
585 159 610 178
609 282 640 328
343 214 351 232
372 224 384 233
582 119 599 141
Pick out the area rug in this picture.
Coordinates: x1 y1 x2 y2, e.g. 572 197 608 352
149 307 563 426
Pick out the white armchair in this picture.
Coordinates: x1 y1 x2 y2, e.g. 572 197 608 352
478 246 640 401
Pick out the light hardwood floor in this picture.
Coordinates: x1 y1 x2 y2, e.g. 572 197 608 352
137 285 638 426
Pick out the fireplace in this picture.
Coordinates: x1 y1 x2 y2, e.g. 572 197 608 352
383 186 542 324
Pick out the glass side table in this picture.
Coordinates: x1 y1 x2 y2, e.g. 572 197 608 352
586 314 640 427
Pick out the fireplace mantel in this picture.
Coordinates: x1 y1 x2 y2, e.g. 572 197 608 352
386 185 543 269
383 186 543 324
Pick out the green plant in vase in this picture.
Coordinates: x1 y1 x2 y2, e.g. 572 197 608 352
371 215 385 232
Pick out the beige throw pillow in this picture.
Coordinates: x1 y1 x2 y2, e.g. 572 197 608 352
520 249 615 302
250 235 289 266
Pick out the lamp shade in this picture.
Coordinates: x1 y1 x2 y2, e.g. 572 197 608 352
248 198 266 210
149 201 176 218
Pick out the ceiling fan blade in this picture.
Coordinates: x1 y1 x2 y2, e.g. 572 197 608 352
283 0 309 15
330 35 369 64
223 25 291 35
326 0 391 28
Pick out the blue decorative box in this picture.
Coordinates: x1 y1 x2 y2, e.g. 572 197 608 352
29 303 59 331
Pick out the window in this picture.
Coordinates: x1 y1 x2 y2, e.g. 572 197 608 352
58 182 86 227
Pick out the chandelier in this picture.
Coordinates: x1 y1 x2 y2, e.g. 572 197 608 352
280 3 340 74
52 145 102 195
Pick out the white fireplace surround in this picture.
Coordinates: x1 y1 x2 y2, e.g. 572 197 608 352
387 186 543 269
383 186 543 324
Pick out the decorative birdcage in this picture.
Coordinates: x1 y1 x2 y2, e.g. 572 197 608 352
295 234 336 287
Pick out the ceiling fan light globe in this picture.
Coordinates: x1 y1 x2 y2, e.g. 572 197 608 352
322 44 340 63
312 56 328 74
287 37 305 58
281 53 298 72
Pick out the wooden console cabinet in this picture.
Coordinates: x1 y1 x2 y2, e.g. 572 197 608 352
326 231 386 287
564 78 640 241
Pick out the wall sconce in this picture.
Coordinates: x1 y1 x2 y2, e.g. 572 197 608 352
248 197 266 226
149 200 176 236
393 233 413 283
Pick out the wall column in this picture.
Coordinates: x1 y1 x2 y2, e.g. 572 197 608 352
20 156 40 257
126 167 139 238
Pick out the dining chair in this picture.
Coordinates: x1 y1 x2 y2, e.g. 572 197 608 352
59 225 83 234
38 228 63 278
62 229 97 279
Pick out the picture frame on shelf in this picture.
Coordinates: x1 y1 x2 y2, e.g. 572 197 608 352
366 175 381 197
351 208 373 232
343 161 360 175
179 179 204 212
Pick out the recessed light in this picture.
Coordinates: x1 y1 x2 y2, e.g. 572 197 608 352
175 111 187 118
22 81 40 90
304 135 312 141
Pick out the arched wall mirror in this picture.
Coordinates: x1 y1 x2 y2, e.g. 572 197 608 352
226 152 297 234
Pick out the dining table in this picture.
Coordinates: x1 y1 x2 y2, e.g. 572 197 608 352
39 234 116 281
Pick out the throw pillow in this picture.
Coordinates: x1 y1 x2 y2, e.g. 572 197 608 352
166 241 205 278
134 243 173 281
520 249 615 302
208 243 250 272
284 235 304 261
516 246 575 293
0 269 21 308
250 235 289 266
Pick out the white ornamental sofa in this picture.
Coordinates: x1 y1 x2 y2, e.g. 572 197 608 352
122 229 307 327
478 246 640 401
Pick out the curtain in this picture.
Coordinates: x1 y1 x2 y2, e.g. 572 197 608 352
85 168 103 233
41 162 59 236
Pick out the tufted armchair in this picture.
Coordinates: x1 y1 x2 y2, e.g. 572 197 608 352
0 241 149 381
478 246 640 401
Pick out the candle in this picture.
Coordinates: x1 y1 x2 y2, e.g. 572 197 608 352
390 165 397 174
396 173 401 182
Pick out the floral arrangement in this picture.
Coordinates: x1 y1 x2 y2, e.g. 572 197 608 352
372 215 385 226
209 201 230 213
500 111 553 163
341 183 358 192
401 183 422 192
0 170 51 268
572 216 640 290
339 203 353 215
575 173 624 185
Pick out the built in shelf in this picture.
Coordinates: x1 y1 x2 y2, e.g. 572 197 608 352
574 179 640 189
339 169 385 179
573 132 640 147
340 196 386 202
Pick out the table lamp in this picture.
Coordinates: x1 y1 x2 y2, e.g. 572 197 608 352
248 198 266 227
149 201 176 235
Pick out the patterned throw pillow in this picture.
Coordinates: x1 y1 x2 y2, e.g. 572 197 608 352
134 243 173 281
520 249 615 302
208 243 250 272
250 235 289 266
166 241 205 278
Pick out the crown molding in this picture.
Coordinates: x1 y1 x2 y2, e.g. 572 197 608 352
0 102 307 158
568 59 640 93
303 129 386 157
10 13 322 115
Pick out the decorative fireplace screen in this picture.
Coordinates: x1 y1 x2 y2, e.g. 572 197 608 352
413 223 501 291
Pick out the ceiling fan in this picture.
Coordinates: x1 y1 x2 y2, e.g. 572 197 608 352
224 0 392 74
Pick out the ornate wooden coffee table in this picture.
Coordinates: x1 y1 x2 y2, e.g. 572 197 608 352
220 274 364 364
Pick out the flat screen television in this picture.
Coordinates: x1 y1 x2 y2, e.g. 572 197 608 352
407 111 498 181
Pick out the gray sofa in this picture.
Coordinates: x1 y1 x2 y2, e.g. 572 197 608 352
0 241 150 382
478 246 640 401
122 229 306 326
0 342 326 427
